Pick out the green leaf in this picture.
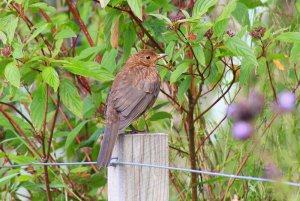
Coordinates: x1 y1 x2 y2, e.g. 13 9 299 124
216 0 237 22
0 31 7 44
42 67 60 92
170 61 189 83
193 0 218 17
65 121 86 150
55 29 76 40
70 166 89 173
239 0 263 8
29 2 56 12
76 46 103 60
193 45 205 66
123 25 136 60
178 76 191 103
165 41 175 61
12 41 24 59
149 14 172 24
98 0 111 8
5 61 20 88
9 154 36 164
213 18 229 36
148 112 172 121
101 49 118 73
0 173 18 188
30 83 47 130
6 16 18 44
60 78 83 118
52 39 63 58
62 60 114 82
291 43 300 62
240 60 254 84
276 32 300 43
232 3 250 27
225 37 258 66
26 23 49 44
127 0 143 20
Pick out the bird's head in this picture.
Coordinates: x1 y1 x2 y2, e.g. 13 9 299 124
127 49 167 67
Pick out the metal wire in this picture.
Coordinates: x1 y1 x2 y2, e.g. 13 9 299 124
1 161 300 188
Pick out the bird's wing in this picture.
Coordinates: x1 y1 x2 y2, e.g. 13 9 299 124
110 67 160 131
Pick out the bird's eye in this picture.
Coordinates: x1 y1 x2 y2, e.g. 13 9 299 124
146 55 151 59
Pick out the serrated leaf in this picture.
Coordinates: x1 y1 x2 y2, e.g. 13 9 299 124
232 3 250 27
148 112 172 121
149 14 172 24
127 0 143 20
193 0 218 17
26 23 49 44
240 60 254 84
290 43 300 62
63 60 114 82
101 49 118 73
70 166 90 173
214 18 229 36
12 41 23 59
193 45 205 66
178 76 191 103
225 37 258 66
165 41 175 61
0 173 18 188
6 16 18 44
9 154 36 164
276 32 300 43
5 61 20 88
65 121 86 150
52 39 63 58
30 83 47 130
42 67 59 92
170 61 189 83
30 2 56 12
0 31 7 44
76 46 103 60
98 0 111 8
55 29 76 40
216 0 237 22
60 79 83 118
123 25 136 60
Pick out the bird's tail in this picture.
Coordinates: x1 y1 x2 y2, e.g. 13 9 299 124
97 121 119 167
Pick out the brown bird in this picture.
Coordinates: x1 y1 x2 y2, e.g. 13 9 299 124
97 49 167 167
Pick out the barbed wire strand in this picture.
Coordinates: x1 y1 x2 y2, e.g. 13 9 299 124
1 161 299 188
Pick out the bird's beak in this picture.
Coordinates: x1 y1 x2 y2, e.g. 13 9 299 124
157 53 167 59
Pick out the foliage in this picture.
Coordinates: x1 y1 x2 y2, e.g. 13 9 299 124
0 0 300 200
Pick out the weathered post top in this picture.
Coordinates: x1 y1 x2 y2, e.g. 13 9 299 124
108 133 169 201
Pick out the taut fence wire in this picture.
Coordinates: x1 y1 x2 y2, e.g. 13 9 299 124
1 161 300 188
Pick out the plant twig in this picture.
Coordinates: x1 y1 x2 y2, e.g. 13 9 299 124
65 0 102 62
0 101 34 130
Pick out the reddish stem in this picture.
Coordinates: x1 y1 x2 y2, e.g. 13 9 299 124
65 0 102 62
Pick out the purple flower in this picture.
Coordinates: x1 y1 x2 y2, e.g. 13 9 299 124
227 91 264 122
232 121 254 140
264 162 283 180
277 91 296 112
227 104 238 119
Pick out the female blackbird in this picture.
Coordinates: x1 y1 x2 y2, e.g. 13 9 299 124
97 50 167 167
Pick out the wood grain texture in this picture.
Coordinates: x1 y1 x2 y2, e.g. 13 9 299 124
108 133 169 201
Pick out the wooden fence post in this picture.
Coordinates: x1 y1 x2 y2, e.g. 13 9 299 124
108 133 169 201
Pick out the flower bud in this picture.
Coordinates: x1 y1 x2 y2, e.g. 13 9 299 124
277 91 296 112
232 121 254 140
